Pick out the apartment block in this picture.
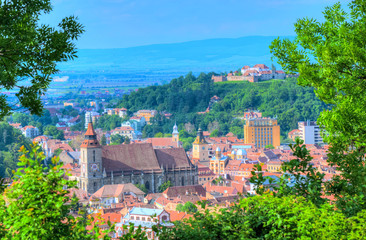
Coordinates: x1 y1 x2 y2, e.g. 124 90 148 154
244 118 281 148
298 120 323 145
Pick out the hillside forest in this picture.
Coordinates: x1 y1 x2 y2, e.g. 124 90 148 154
117 72 327 143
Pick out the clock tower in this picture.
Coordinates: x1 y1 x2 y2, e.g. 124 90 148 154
79 121 103 194
192 128 209 165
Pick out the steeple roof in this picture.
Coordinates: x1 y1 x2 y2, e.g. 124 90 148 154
81 121 100 148
193 128 208 144
85 121 97 136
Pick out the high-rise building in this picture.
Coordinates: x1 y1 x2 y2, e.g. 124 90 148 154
244 118 281 148
298 120 323 145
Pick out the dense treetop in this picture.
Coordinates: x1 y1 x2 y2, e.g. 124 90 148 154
117 73 326 139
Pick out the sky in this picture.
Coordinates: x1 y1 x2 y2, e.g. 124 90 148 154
41 0 347 49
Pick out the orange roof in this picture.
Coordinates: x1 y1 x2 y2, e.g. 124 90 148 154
85 122 97 136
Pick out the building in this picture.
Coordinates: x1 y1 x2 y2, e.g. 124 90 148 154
298 120 324 145
240 64 286 80
191 128 210 165
288 129 301 141
85 111 100 129
21 126 40 138
244 111 262 119
209 147 228 175
145 123 181 149
112 126 135 140
244 118 281 148
135 110 157 123
90 183 145 207
78 121 197 194
115 207 172 239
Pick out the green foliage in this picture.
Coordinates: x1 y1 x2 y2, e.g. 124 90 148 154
209 129 220 137
270 0 366 216
158 180 173 193
0 0 84 120
0 143 114 239
0 122 32 178
157 195 366 240
135 183 147 194
110 134 125 145
95 115 123 131
101 134 107 146
154 132 164 138
53 148 63 157
118 73 325 141
264 144 274 149
176 202 197 213
251 138 326 206
59 106 79 117
43 125 64 140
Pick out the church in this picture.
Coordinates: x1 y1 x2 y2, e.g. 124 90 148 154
78 121 198 194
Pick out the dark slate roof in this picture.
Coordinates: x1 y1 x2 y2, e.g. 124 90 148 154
102 144 191 173
163 185 206 198
154 148 192 169
263 151 278 160
102 143 160 172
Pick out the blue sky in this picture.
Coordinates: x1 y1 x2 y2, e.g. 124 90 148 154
42 0 346 49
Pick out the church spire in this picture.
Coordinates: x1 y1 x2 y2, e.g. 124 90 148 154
81 121 100 148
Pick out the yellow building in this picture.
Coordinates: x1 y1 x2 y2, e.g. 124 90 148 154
244 118 280 148
267 160 282 173
64 102 74 107
136 110 157 123
192 128 209 164
209 147 228 175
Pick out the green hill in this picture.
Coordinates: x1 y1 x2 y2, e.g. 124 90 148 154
117 73 326 143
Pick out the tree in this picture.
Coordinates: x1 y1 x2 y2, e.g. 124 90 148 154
43 125 64 140
101 134 107 146
209 129 220 137
135 183 147 194
270 0 366 216
264 144 274 149
0 143 113 239
175 202 197 214
154 132 164 138
158 181 172 193
0 0 84 120
124 136 131 144
110 134 125 145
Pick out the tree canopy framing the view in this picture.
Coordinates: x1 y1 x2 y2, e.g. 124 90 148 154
270 0 366 216
0 0 84 119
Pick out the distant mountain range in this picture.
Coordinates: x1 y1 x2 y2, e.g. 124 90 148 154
59 36 294 74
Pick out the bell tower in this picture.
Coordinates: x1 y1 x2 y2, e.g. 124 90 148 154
79 121 103 194
172 122 179 146
192 128 209 164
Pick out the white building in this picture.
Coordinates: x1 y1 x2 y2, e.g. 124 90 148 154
85 111 99 129
112 126 135 140
21 126 40 138
298 120 324 145
115 207 172 239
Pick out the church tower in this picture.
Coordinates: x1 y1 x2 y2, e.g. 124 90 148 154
172 122 179 145
79 121 103 194
192 128 209 165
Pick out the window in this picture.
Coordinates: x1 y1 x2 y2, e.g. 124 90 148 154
93 150 95 162
142 217 145 221
131 216 134 220
136 217 140 220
